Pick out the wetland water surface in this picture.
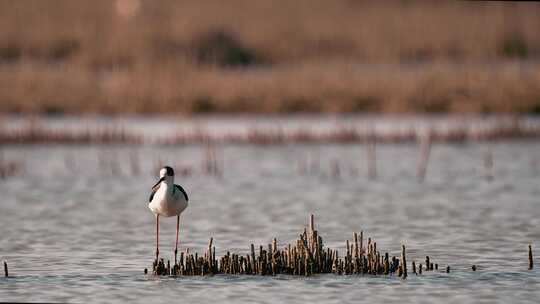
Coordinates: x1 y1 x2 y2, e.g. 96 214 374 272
1 116 539 303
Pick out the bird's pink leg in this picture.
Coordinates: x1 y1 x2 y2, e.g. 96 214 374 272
175 215 180 265
155 214 160 263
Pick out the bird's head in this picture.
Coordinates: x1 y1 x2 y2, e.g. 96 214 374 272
152 166 175 190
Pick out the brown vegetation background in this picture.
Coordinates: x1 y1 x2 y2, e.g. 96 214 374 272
1 0 540 115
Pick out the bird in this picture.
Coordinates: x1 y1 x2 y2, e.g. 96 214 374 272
148 166 189 264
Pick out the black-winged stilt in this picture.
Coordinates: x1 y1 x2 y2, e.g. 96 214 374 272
148 166 189 264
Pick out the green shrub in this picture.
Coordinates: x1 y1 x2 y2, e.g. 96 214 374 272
501 34 528 58
193 30 265 67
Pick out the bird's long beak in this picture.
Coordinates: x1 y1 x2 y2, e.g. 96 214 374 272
152 176 165 191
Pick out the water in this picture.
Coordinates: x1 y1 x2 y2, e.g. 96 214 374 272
1 116 539 303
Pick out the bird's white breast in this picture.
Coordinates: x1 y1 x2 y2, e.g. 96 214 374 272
148 184 188 217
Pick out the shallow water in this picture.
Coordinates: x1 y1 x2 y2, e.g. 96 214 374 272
1 118 540 303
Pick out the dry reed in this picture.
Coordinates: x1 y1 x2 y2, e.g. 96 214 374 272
0 150 24 179
529 244 534 270
0 1 540 115
151 215 447 278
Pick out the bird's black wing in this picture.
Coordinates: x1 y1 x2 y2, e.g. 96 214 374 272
174 184 189 201
149 188 157 202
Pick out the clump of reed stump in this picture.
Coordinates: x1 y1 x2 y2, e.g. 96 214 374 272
149 215 448 278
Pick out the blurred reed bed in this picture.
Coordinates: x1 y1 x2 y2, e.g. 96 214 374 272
1 117 539 145
0 1 540 115
1 117 538 184
0 117 142 144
